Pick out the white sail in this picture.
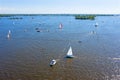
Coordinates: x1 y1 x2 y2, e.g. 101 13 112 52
95 22 98 26
59 23 63 29
8 30 11 34
7 30 11 39
7 34 9 38
67 46 73 56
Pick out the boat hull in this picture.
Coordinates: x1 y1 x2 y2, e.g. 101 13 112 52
66 55 74 58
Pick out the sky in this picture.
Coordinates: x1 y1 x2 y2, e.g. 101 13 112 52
0 0 120 14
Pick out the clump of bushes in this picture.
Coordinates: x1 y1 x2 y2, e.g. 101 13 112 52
9 17 23 20
75 15 96 20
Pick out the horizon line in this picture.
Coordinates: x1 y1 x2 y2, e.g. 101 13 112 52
0 13 120 15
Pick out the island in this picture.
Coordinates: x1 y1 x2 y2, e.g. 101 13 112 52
75 15 96 20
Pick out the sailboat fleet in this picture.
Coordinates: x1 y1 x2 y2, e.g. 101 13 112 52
50 46 74 67
6 25 73 67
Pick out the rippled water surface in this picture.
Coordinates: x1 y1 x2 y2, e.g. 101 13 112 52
0 15 120 80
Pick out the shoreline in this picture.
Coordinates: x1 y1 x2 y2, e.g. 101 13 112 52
0 14 118 17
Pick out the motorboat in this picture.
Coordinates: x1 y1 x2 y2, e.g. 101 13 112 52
50 59 56 66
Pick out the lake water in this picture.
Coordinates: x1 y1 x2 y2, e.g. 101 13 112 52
0 15 120 80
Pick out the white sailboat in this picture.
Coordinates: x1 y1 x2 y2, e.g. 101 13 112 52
7 30 11 39
95 22 98 27
59 23 63 29
7 34 10 38
66 46 74 58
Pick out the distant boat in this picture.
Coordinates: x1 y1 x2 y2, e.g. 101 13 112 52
95 23 98 27
59 23 63 29
7 34 10 38
50 59 57 66
66 46 74 58
7 30 11 39
8 30 11 34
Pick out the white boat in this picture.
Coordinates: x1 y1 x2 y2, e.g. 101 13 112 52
95 22 98 27
59 23 63 29
8 30 11 34
50 59 56 66
7 34 10 38
66 46 74 58
7 30 11 39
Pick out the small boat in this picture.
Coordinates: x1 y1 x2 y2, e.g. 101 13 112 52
37 30 41 32
7 34 10 38
95 23 98 27
66 46 74 58
7 30 11 39
50 59 57 66
59 23 63 29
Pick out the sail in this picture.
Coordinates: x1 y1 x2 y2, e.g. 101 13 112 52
7 34 10 38
7 30 11 39
95 23 98 26
67 46 73 56
59 23 63 29
8 30 11 34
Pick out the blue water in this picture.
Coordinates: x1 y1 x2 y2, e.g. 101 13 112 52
0 15 120 80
